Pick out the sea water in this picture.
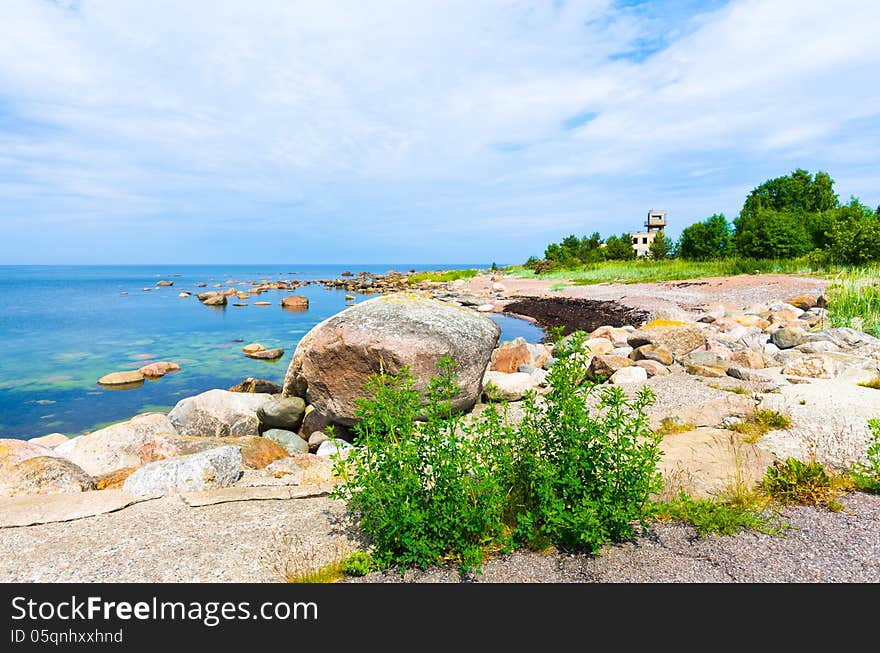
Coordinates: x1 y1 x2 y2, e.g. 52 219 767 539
0 265 543 439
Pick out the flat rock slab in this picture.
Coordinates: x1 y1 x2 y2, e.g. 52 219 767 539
0 490 161 528
180 484 333 507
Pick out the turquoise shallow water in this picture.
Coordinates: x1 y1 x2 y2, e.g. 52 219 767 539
0 265 543 439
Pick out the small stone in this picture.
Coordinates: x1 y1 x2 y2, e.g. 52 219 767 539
202 294 227 306
316 439 354 460
726 366 772 382
686 363 727 378
634 360 670 377
771 326 806 349
156 280 174 286
262 429 309 456
242 343 265 354
244 348 284 360
610 366 648 385
257 396 306 431
138 361 181 378
730 350 765 369
308 431 329 450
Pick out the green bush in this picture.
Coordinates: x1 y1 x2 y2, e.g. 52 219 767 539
508 332 663 550
852 418 880 492
333 339 664 573
331 358 509 574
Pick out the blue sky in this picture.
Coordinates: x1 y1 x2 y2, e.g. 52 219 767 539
1 0 878 265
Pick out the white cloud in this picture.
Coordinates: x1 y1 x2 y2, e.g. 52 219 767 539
0 0 878 263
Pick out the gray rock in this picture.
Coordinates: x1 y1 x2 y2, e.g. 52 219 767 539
795 341 841 354
771 326 805 349
803 327 880 350
257 397 306 431
726 366 773 383
282 293 500 426
517 364 537 374
262 429 309 455
168 389 273 438
610 346 634 358
316 439 355 460
740 332 770 352
122 446 242 495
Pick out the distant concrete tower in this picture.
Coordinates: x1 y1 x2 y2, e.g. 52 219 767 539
630 210 667 257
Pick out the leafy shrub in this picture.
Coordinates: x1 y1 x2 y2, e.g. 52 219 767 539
334 337 664 573
503 331 663 551
332 358 509 574
852 418 880 492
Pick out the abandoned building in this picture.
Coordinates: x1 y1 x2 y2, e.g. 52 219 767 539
629 210 666 257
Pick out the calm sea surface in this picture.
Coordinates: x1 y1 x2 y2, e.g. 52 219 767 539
0 265 543 439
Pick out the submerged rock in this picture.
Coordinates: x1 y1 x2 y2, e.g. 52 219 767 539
244 348 284 360
97 370 145 386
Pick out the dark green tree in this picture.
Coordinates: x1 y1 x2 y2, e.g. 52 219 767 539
677 213 732 260
603 233 636 260
734 208 813 259
647 231 672 260
827 198 880 264
740 168 839 220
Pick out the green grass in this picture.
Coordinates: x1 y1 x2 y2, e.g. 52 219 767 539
825 267 880 338
728 409 792 443
707 383 751 395
504 257 843 285
858 376 880 390
407 269 480 284
655 417 697 435
650 492 784 537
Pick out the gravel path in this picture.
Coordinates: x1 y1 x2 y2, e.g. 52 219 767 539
3 490 877 583
347 491 880 583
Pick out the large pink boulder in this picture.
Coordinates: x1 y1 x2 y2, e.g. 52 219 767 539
282 293 500 426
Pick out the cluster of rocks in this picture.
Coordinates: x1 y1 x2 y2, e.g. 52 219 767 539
97 361 181 388
13 285 880 509
0 389 346 500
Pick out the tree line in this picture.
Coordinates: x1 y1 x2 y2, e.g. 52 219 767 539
527 169 880 271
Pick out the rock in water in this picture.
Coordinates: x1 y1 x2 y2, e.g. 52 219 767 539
167 389 273 438
228 377 282 394
122 446 242 495
202 294 227 306
244 348 284 360
282 293 500 426
97 370 145 386
138 361 181 378
156 280 174 286
0 456 95 497
281 295 309 310
60 413 177 476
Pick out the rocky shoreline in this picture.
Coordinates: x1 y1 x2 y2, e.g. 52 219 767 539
2 270 879 582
